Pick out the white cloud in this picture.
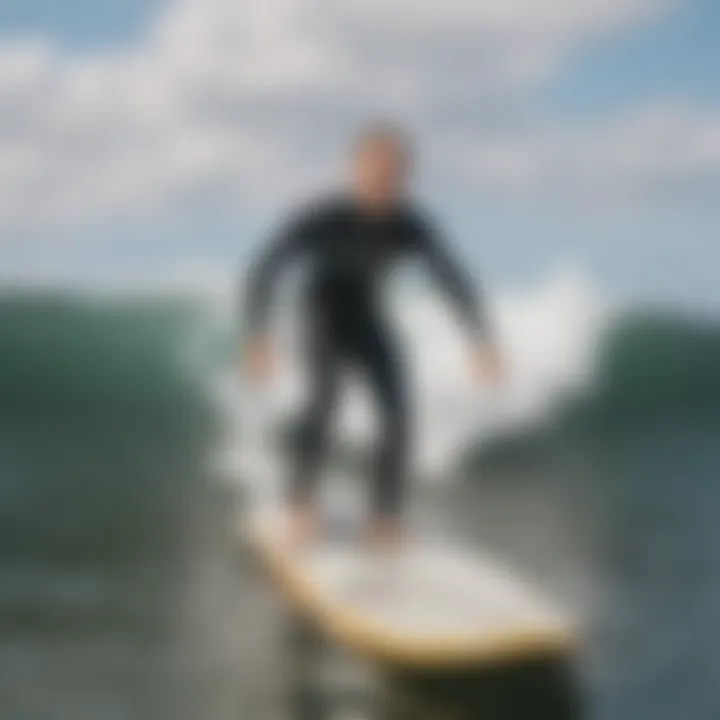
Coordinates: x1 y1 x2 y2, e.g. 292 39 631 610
443 103 720 200
1 0 716 239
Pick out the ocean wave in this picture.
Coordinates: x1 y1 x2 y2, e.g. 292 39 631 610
564 310 720 431
2 276 717 503
0 292 219 563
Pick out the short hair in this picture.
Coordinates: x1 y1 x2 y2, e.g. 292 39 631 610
352 120 413 165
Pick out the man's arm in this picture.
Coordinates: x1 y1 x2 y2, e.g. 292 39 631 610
412 210 504 384
242 210 313 338
413 212 490 343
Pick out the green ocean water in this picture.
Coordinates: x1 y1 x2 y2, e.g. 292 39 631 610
0 292 719 720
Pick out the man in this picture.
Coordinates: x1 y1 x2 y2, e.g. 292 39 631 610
241 123 503 550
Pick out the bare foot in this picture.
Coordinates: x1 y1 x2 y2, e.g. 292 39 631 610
365 516 405 553
284 505 319 549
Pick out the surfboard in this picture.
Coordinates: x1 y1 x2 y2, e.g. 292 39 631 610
242 505 576 669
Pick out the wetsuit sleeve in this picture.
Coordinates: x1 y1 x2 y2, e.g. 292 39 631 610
242 210 314 337
413 213 491 343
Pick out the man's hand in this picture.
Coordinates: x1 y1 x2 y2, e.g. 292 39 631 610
242 336 275 382
469 341 505 387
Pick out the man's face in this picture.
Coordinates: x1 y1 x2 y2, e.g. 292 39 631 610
353 139 410 210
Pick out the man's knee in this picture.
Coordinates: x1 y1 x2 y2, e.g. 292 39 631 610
301 395 335 451
379 400 409 450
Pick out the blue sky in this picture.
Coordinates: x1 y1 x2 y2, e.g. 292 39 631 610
0 0 718 310
0 0 164 49
541 0 720 116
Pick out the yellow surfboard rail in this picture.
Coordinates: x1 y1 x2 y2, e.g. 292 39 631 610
251 527 577 669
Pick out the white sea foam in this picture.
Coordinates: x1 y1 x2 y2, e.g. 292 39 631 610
207 263 608 498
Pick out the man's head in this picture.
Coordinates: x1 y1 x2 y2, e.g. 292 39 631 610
351 122 413 212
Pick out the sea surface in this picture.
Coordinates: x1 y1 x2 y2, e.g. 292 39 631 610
0 291 719 719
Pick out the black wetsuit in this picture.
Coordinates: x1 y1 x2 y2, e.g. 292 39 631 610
243 195 488 518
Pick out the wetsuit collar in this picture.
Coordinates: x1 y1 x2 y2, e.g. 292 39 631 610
343 190 408 221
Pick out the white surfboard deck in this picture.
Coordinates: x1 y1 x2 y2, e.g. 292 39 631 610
242 504 575 668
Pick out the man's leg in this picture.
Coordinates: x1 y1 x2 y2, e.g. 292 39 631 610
287 321 339 543
356 322 410 547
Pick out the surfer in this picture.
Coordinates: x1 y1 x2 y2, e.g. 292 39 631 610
241 122 504 549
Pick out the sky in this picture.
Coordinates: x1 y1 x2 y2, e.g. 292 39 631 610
0 0 718 309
